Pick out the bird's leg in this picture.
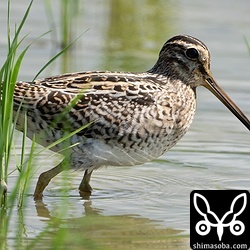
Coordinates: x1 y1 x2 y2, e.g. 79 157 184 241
33 164 64 200
79 169 93 195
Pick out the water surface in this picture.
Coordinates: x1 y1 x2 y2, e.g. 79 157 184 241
1 0 250 249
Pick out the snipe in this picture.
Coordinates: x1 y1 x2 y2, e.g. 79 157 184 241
13 35 250 199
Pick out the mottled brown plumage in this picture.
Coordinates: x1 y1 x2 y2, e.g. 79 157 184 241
13 35 250 199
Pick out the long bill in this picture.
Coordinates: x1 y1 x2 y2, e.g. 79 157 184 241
203 75 250 131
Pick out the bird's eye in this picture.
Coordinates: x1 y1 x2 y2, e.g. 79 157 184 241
185 48 199 59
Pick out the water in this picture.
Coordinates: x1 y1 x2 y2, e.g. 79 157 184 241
1 0 250 249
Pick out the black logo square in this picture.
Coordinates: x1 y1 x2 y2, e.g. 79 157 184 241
190 190 250 250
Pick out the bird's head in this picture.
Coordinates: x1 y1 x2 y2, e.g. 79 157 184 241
149 34 250 130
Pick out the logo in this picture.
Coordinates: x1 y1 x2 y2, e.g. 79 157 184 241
190 190 250 250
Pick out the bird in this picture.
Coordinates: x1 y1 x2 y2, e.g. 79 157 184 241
13 34 250 199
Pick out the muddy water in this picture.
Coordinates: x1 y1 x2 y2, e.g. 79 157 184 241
1 0 250 249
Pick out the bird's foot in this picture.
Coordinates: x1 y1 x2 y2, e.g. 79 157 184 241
79 181 92 199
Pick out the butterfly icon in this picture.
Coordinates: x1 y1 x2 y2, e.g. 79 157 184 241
193 192 247 241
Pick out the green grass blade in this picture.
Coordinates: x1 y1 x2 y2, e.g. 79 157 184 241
32 28 89 81
244 36 250 55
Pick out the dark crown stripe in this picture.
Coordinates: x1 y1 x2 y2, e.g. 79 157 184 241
166 34 208 50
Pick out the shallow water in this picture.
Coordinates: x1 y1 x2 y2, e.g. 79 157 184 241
1 0 250 249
